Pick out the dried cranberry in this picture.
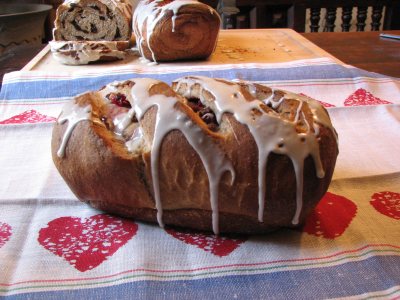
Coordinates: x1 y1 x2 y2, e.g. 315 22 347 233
106 93 131 108
187 98 205 112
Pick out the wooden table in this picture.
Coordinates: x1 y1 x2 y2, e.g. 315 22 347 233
1 30 399 89
302 30 400 78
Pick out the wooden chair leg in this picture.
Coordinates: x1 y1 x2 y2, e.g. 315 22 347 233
324 7 337 32
371 6 384 31
341 6 353 32
310 8 321 32
356 6 368 31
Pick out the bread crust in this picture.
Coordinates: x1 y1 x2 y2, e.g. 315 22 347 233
52 77 338 234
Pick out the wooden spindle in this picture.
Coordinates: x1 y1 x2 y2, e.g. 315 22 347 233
341 6 353 32
371 6 383 31
324 7 337 32
356 6 367 31
310 8 321 32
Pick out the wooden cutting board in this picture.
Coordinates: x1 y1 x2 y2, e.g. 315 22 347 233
23 29 342 71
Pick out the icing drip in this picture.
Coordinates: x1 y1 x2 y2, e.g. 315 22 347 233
126 127 144 152
133 0 211 62
174 77 329 224
57 101 92 157
118 78 235 234
280 90 338 142
113 108 136 135
263 89 285 109
171 14 177 32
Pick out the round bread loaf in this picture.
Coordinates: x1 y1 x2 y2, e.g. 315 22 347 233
51 76 339 235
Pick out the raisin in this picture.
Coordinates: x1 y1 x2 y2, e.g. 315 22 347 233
186 98 218 131
199 107 217 124
90 5 100 11
199 107 218 131
106 7 113 19
90 23 98 33
114 27 121 39
71 20 88 34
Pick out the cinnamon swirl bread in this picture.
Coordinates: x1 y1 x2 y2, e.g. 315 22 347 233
51 0 132 65
133 0 221 62
53 0 132 42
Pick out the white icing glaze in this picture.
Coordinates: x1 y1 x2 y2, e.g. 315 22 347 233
126 126 144 152
113 108 136 135
57 101 92 157
174 76 332 225
111 78 234 234
50 41 126 65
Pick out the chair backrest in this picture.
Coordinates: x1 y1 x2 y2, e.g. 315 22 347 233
288 0 399 32
218 0 400 31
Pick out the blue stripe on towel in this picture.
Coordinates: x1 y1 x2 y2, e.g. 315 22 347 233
3 255 400 299
0 64 386 100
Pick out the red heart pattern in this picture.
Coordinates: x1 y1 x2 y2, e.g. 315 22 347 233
317 100 336 108
166 228 246 257
302 192 357 239
299 93 336 108
38 214 138 272
0 222 12 249
370 191 400 220
344 88 392 106
0 110 56 124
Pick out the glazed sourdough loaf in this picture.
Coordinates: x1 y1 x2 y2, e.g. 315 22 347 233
133 0 221 62
51 77 339 235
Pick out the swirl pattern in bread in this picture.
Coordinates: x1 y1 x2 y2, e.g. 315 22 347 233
53 0 132 42
51 0 132 65
51 77 338 235
133 0 221 62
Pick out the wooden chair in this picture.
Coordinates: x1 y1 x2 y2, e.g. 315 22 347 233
288 0 400 32
217 0 400 31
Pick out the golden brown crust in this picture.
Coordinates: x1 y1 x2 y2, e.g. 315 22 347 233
133 0 220 62
52 78 338 235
